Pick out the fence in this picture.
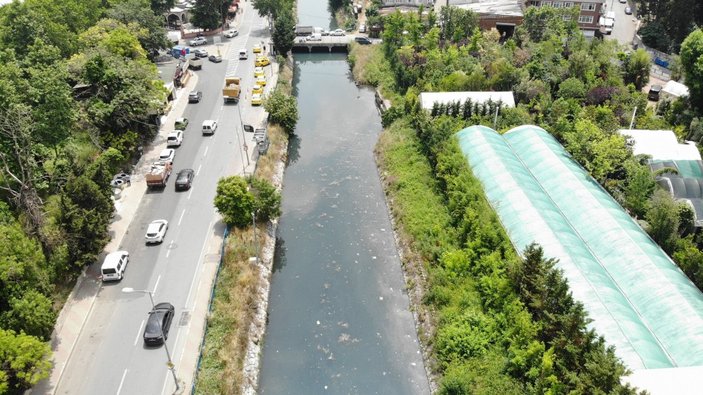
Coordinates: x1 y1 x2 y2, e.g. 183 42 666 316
633 34 672 81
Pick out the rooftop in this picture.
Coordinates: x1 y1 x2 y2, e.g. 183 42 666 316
449 0 524 16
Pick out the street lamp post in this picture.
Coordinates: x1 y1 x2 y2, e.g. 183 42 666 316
122 287 180 393
235 104 250 169
252 211 258 263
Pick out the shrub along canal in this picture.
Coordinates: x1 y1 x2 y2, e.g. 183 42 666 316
257 34 430 395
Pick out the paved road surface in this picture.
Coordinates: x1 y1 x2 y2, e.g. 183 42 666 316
605 0 638 45
50 6 273 395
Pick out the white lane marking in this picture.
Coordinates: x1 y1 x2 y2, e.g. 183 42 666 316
185 218 215 309
160 371 170 395
203 146 209 157
116 369 128 395
187 187 193 200
178 209 186 226
152 275 161 295
196 164 202 176
134 320 145 346
166 240 174 258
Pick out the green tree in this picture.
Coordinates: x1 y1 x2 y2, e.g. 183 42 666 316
108 0 171 59
645 189 680 254
1 290 56 340
562 119 629 183
150 0 176 14
438 6 478 44
214 176 256 228
250 177 281 223
271 7 295 56
0 328 51 393
622 49 651 90
264 87 298 134
252 0 284 18
623 158 656 218
680 29 703 110
191 0 227 30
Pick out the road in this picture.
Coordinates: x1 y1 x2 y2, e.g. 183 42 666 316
52 7 272 395
606 0 638 45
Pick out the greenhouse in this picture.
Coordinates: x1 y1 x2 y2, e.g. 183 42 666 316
455 125 703 371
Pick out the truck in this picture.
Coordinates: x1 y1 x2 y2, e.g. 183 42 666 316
599 16 614 35
223 76 241 103
188 55 202 70
295 25 314 36
145 161 173 188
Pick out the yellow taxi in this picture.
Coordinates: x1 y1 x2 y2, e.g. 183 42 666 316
252 85 264 95
251 93 263 106
254 67 264 77
253 44 262 53
255 56 270 67
255 76 267 87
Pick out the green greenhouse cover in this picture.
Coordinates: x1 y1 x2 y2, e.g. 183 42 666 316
456 125 703 370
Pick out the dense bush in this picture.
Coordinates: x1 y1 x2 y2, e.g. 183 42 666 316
264 87 299 134
214 176 282 228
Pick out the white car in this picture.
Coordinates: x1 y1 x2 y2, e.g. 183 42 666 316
330 29 345 36
145 219 168 244
224 29 239 38
166 131 183 147
159 148 175 163
189 37 207 46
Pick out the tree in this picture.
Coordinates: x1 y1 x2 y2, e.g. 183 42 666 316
108 0 171 59
264 87 298 134
271 7 295 56
680 29 703 110
214 176 256 228
622 49 651 90
191 0 227 30
150 0 176 14
645 189 680 254
252 0 284 19
1 290 56 340
0 328 51 393
623 159 656 218
562 119 629 183
250 177 281 222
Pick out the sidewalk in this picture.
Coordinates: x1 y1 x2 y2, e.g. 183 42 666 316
33 72 200 395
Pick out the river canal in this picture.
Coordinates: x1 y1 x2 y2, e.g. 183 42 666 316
257 5 430 394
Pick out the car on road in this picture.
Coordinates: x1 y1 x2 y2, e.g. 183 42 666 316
255 56 270 67
330 29 345 36
202 119 217 135
625 6 632 14
254 66 264 77
175 168 195 191
166 130 183 147
224 29 238 38
208 54 222 63
145 219 168 244
159 148 175 163
143 302 175 346
619 0 626 3
255 75 267 87
189 37 207 46
193 48 208 58
253 43 262 53
648 84 662 101
175 117 189 130
251 93 263 106
239 48 248 60
100 251 129 282
354 36 372 45
188 91 202 103
252 85 263 95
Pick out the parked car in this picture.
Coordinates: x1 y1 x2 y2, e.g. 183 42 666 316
100 251 129 282
330 29 345 36
619 0 626 3
145 219 168 244
175 169 195 191
253 43 262 53
251 93 263 106
624 6 632 14
648 84 662 101
159 148 175 163
189 37 207 46
254 67 264 77
166 131 183 147
208 54 222 63
143 302 175 346
255 56 270 67
193 48 208 58
255 76 267 87
252 85 264 95
239 48 248 60
188 91 202 103
224 29 239 38
359 23 366 33
354 36 372 45
175 117 189 130
202 120 218 135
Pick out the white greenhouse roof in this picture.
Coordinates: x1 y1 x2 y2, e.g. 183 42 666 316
449 0 524 16
456 124 703 377
662 80 690 98
619 129 701 161
419 91 515 110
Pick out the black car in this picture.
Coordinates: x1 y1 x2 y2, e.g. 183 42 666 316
143 302 175 346
208 54 222 63
354 36 372 45
648 84 662 101
188 91 202 103
175 168 195 190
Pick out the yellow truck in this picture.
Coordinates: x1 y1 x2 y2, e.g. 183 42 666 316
222 76 241 103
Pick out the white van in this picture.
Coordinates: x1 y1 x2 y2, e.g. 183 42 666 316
307 33 322 41
239 49 248 60
202 120 218 135
101 251 129 282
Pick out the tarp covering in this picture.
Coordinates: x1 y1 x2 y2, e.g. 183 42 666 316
456 124 703 370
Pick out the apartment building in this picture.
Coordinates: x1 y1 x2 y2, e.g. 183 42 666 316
525 1 605 35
